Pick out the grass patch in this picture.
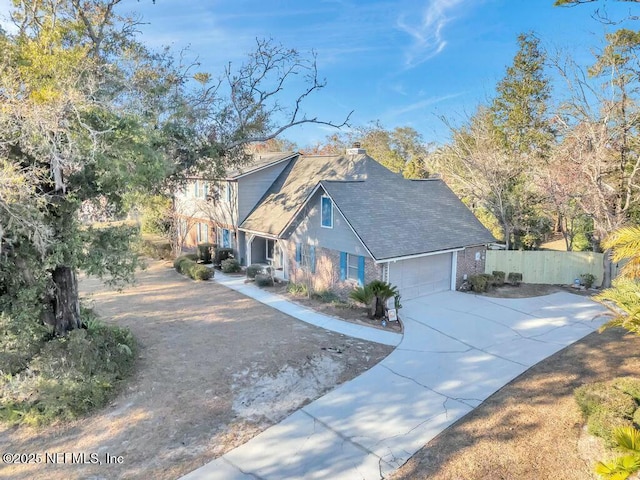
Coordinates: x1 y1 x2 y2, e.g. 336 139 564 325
0 309 136 427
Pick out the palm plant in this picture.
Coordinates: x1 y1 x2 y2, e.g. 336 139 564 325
597 227 640 335
349 285 375 319
595 426 640 480
595 278 640 334
349 281 400 319
368 280 399 319
603 226 640 280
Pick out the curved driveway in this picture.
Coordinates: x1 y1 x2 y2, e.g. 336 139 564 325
182 286 605 480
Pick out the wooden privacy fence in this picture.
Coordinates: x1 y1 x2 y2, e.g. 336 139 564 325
484 250 614 285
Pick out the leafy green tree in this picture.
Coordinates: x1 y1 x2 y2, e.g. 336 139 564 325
0 0 349 335
438 34 553 249
303 123 431 178
492 33 554 159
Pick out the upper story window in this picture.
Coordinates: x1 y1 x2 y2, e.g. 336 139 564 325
193 180 209 199
321 196 333 228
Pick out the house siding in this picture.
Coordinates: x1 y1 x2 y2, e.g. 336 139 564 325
286 243 382 298
455 245 487 289
286 190 369 257
237 160 292 223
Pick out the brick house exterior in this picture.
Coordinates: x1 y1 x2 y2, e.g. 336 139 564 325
455 245 488 289
286 243 383 297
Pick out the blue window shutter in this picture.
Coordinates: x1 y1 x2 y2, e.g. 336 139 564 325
340 252 347 281
310 246 316 274
296 243 302 263
193 181 198 197
358 256 365 286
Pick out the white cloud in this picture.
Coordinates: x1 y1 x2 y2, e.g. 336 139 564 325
396 0 468 68
385 91 465 118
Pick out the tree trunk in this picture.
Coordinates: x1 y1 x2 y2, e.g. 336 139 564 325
601 249 612 289
52 265 82 335
503 223 511 250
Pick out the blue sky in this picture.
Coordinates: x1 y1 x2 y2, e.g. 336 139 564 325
0 0 637 147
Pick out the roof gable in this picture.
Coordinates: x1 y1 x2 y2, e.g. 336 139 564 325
319 178 495 260
239 153 399 236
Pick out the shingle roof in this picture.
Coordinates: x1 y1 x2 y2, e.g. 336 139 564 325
226 152 297 179
239 153 399 236
319 178 496 260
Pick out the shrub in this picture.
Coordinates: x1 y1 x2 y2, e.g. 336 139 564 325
588 410 634 444
492 271 506 287
0 314 136 426
221 258 241 273
214 247 234 265
575 381 638 444
189 264 213 281
246 264 264 279
197 243 213 264
173 253 197 268
613 377 640 402
507 272 523 286
312 290 339 303
633 408 640 428
174 256 193 274
137 237 172 260
287 282 308 296
255 273 274 287
0 313 52 376
481 273 495 287
580 273 596 289
469 274 489 293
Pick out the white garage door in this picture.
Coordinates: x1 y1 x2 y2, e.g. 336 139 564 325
388 253 452 300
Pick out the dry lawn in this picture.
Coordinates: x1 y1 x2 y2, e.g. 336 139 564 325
0 261 392 480
391 326 640 480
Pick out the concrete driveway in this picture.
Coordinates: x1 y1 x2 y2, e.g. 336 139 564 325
182 290 605 480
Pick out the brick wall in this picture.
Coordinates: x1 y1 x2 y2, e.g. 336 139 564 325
455 245 487 289
286 243 382 299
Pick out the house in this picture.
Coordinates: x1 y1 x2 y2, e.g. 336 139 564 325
174 147 495 300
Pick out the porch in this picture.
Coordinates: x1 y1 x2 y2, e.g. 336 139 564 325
246 235 288 280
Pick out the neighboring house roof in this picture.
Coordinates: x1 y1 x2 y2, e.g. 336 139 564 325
318 178 495 261
239 153 400 236
225 152 298 179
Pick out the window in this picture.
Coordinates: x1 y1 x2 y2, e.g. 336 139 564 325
347 254 359 281
196 223 208 243
225 182 232 203
296 243 316 273
340 252 364 286
193 180 200 198
221 228 230 248
321 196 333 228
266 239 275 260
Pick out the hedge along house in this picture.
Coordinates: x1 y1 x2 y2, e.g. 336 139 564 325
238 146 495 299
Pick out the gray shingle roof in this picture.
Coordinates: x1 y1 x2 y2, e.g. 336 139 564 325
320 178 496 260
239 154 399 236
226 152 297 179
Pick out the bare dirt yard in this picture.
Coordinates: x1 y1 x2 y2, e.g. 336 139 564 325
0 260 392 480
391 326 640 480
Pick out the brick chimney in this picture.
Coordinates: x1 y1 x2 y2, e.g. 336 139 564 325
346 142 366 155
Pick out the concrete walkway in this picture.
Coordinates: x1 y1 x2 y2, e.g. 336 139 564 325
213 271 402 347
181 288 605 480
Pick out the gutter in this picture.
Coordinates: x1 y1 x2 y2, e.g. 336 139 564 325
374 247 465 264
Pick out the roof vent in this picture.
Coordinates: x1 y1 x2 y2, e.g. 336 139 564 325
346 142 366 155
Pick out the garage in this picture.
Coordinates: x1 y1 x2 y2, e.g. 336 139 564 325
388 253 453 300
